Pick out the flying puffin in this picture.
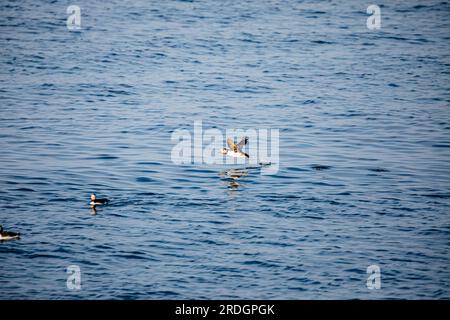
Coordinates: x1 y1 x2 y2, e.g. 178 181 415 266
220 137 249 158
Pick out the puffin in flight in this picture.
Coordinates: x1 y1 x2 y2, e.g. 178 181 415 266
220 136 249 158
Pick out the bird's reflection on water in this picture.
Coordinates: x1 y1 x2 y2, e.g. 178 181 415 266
219 163 273 190
219 168 249 190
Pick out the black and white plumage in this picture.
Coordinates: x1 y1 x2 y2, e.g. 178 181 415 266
90 194 109 206
0 225 20 240
220 136 249 158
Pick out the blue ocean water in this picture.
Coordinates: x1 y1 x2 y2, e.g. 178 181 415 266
0 0 449 299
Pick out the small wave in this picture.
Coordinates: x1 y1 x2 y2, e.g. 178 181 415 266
422 193 450 198
368 168 389 172
136 177 153 183
13 187 35 192
311 40 334 45
311 165 331 171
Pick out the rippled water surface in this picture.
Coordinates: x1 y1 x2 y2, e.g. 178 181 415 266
1 0 449 299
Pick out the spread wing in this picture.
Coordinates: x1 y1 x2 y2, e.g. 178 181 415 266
227 138 238 152
237 136 248 150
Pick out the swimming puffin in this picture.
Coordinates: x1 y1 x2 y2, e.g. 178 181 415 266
0 225 20 241
220 137 249 158
90 194 109 206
